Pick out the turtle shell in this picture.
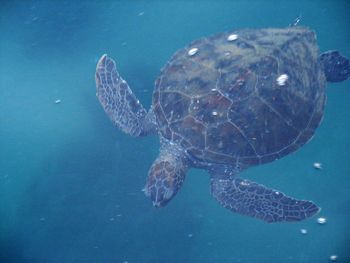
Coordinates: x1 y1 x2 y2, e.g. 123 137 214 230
152 27 326 168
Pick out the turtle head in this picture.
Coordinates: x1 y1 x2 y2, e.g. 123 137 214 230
144 152 187 207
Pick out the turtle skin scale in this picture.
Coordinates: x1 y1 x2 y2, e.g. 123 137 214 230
152 27 326 170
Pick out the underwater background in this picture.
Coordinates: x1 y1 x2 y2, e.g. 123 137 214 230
1 0 349 262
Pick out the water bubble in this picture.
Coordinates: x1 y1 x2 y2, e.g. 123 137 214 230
313 162 322 170
329 255 338 261
317 217 327 224
300 228 308 235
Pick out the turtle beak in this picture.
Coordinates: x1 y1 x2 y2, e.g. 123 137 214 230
144 154 187 208
143 183 175 208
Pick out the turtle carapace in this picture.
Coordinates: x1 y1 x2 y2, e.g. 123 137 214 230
95 27 350 223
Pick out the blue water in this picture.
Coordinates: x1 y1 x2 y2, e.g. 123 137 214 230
1 1 349 262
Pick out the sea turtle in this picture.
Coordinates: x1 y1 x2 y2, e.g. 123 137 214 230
95 26 349 223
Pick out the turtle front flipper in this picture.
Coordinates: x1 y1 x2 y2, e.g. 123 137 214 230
144 143 188 207
210 177 320 223
95 54 157 136
319 50 350 82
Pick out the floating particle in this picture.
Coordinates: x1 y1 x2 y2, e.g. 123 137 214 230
227 34 238 41
54 99 61 104
317 217 327 224
276 74 288 86
138 11 145 16
290 15 302 27
188 48 199 56
300 228 308 235
188 233 193 238
313 162 322 170
212 111 218 116
329 255 338 261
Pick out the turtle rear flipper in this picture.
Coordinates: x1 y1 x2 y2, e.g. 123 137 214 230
210 177 320 223
319 50 350 82
95 54 157 136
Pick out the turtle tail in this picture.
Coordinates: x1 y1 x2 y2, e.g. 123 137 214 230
319 50 350 82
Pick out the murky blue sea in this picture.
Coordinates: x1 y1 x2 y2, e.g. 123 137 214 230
1 1 349 262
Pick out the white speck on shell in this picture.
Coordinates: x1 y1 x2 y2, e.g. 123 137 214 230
188 48 199 56
217 141 224 148
240 180 250 186
227 34 238 41
276 74 289 86
212 111 218 116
